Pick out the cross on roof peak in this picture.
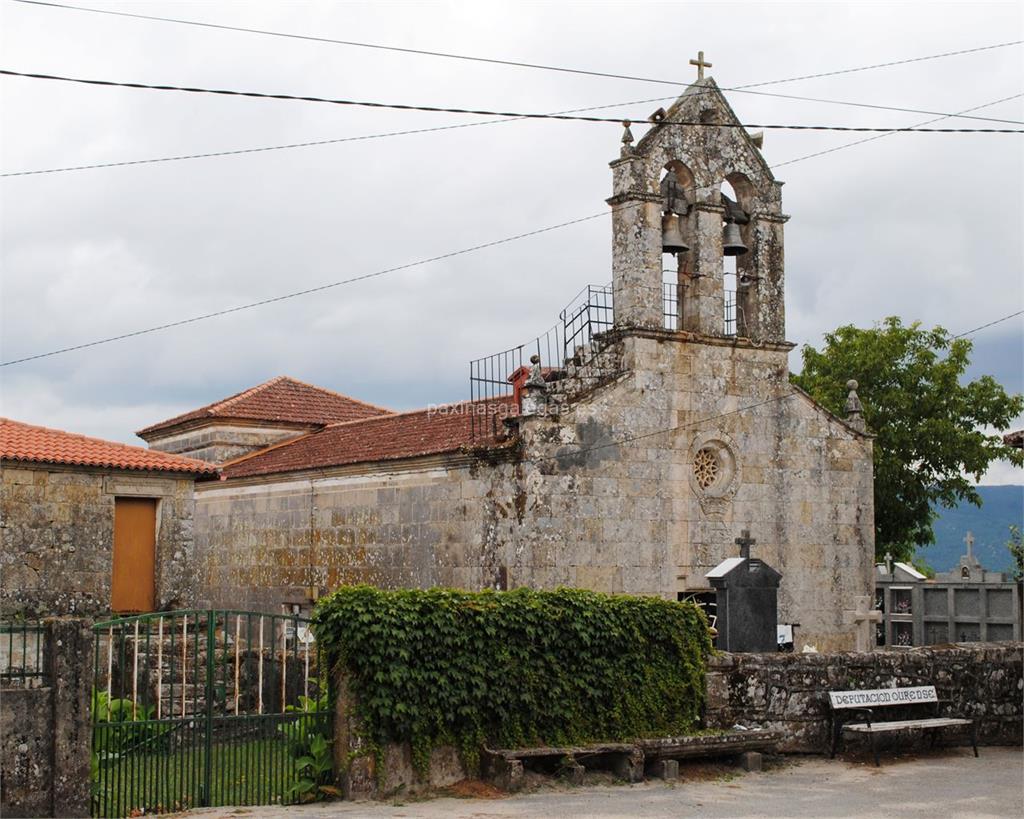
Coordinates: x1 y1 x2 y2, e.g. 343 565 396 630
689 50 713 80
964 531 974 558
735 529 756 560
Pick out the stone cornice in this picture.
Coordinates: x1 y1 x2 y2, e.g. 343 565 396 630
604 326 795 353
605 191 663 206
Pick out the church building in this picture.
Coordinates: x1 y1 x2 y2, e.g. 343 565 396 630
142 75 875 651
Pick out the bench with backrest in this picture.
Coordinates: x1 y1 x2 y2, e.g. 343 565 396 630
828 685 977 766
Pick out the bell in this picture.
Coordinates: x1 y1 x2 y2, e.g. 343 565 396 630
722 222 748 256
662 213 689 255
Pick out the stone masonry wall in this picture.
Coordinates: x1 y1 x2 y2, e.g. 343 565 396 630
0 618 93 818
197 333 873 652
146 423 310 465
1 464 197 616
704 642 1024 753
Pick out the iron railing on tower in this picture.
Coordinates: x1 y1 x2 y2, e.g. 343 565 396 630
468 281 740 438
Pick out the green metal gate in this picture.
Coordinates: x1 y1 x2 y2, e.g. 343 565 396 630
91 610 332 817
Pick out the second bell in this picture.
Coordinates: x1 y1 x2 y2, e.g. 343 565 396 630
722 222 749 256
662 214 689 255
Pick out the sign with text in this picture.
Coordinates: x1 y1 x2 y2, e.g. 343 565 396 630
829 686 937 709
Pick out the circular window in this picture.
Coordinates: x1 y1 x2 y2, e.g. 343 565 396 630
693 447 720 490
688 434 740 506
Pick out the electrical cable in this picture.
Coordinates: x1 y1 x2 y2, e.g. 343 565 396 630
4 69 1023 133
1 88 1019 367
534 308 1024 463
0 94 672 178
11 0 1023 96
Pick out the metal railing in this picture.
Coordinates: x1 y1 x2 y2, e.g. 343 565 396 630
468 280 739 435
560 284 614 361
1 621 47 688
91 609 331 818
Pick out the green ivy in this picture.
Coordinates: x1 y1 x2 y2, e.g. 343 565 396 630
312 586 712 776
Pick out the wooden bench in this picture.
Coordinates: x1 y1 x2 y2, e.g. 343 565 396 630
828 685 977 766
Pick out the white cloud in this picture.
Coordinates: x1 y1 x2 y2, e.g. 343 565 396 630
1 0 1021 487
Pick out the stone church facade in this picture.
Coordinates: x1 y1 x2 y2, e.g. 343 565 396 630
144 78 874 651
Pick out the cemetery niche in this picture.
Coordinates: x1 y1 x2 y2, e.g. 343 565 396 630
874 534 1023 647
706 531 783 653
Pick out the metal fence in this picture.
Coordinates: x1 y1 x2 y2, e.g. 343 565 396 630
0 621 47 688
91 610 331 818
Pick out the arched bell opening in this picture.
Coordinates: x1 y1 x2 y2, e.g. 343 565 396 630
721 172 761 337
660 161 696 330
719 178 745 336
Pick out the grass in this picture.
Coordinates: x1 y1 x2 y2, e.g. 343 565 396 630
92 732 310 817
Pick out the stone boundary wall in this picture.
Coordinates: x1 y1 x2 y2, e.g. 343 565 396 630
704 642 1024 753
0 619 93 818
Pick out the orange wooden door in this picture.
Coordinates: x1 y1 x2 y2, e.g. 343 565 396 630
111 497 157 613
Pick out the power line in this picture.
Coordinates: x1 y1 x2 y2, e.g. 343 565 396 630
3 69 1023 133
6 89 1021 180
0 210 612 367
539 309 1024 462
3 84 1020 367
952 310 1024 339
773 93 1024 168
11 0 1023 98
0 94 672 178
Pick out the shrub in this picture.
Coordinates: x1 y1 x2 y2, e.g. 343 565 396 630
313 586 711 774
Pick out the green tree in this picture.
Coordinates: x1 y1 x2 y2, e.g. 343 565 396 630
1008 525 1023 581
792 317 1023 562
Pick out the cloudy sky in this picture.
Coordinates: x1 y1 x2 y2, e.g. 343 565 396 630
1 0 1022 483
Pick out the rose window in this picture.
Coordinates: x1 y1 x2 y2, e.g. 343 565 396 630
693 447 720 490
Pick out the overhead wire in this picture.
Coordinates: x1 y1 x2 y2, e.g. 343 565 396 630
10 0 1023 98
2 84 1020 367
532 308 1024 464
3 69 1023 133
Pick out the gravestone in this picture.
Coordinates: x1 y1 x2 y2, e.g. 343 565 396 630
705 531 782 652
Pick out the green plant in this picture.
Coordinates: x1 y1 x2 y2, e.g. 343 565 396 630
792 317 1023 562
313 586 712 778
278 690 338 802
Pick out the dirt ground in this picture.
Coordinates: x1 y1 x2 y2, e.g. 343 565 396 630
177 746 1023 818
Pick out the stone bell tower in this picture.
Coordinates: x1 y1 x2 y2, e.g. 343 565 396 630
607 73 788 342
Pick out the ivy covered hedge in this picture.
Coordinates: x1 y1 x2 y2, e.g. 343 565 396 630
312 586 712 770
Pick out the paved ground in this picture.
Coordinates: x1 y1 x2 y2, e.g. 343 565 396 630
182 747 1022 818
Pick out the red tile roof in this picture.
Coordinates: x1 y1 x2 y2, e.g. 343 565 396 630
219 397 516 479
1 418 217 475
137 376 393 437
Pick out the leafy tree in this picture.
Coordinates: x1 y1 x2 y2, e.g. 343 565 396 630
792 317 1023 562
1008 525 1023 581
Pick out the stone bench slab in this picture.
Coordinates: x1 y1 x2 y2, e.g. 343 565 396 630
637 729 782 760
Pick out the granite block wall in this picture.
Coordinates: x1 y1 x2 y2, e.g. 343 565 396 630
704 642 1024 752
0 464 197 616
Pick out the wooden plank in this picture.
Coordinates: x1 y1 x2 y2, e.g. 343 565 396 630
829 686 937 710
844 718 971 733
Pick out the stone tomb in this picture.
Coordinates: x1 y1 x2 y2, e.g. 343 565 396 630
706 531 782 653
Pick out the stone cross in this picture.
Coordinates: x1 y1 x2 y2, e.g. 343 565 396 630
844 595 883 652
884 550 893 575
735 529 756 560
689 50 713 80
964 531 974 559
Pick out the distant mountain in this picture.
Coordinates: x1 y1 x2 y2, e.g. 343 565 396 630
918 485 1023 573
